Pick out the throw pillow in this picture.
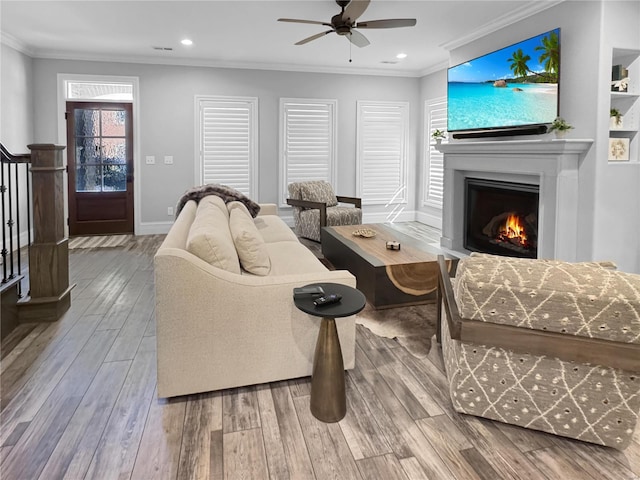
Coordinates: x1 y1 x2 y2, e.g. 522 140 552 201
299 181 338 207
228 202 271 276
186 199 241 273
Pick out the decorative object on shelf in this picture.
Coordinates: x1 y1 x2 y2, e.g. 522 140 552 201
385 240 401 250
431 129 447 144
608 137 630 161
611 64 629 92
352 228 376 238
547 117 573 138
612 77 629 93
610 108 624 129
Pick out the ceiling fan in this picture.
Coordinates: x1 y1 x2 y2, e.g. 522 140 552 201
278 0 417 48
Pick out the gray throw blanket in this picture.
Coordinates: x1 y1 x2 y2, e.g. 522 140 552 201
176 184 261 218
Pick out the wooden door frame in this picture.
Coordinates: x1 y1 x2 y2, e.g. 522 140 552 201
66 101 134 235
56 74 140 236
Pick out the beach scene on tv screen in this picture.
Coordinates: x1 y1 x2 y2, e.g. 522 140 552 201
448 29 559 132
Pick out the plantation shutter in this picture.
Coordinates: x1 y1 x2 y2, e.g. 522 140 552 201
280 99 336 205
424 99 447 207
198 96 258 198
357 101 409 205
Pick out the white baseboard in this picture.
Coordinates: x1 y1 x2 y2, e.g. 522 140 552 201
363 210 417 224
415 211 442 229
137 221 173 235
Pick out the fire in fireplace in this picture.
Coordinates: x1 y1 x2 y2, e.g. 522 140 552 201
464 178 539 258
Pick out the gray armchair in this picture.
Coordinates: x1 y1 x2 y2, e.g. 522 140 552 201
287 181 362 242
436 253 640 450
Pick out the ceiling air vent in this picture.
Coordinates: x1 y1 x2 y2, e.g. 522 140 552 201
380 60 398 64
152 46 173 51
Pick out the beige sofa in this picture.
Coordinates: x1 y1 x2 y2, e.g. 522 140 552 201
154 196 357 398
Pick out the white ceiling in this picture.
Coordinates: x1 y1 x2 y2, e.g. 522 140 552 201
1 0 559 76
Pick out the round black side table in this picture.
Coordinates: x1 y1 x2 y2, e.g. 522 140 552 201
294 282 366 423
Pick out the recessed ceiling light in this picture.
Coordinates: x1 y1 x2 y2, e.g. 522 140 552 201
396 53 407 59
181 38 193 46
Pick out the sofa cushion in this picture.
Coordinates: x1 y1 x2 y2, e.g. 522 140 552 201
253 215 299 243
265 242 328 276
201 194 230 218
299 180 338 207
228 202 271 276
454 252 640 344
186 197 240 274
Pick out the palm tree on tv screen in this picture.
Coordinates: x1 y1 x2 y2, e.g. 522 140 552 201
507 32 559 83
507 48 531 78
535 30 559 81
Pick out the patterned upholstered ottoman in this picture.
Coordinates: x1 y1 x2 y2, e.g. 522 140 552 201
440 253 640 449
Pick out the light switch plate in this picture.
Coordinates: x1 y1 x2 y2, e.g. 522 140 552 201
164 155 174 164
145 155 155 165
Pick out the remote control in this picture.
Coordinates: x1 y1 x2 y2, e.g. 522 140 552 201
293 286 325 297
313 293 342 307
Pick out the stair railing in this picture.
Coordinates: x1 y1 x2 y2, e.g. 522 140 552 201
1 143 31 297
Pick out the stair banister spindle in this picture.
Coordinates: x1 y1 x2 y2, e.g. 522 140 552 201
26 164 31 296
14 163 22 296
1 161 6 283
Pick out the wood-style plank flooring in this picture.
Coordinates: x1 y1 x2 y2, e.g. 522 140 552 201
1 224 639 480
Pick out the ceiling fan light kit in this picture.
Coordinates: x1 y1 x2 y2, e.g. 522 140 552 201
278 0 416 50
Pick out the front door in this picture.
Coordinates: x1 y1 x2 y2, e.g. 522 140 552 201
66 102 134 235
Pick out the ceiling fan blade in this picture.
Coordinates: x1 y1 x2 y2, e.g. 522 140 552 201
342 0 370 23
278 18 332 27
348 30 370 48
356 19 417 29
295 30 334 45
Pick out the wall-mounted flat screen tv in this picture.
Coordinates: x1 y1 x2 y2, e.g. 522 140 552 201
447 28 560 137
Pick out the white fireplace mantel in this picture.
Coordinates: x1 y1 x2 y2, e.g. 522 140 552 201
436 139 593 261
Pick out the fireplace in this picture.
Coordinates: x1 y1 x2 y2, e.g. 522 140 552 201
464 178 539 258
438 140 592 262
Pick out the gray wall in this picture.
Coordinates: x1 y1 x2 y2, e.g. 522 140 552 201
595 0 640 273
449 0 603 266
417 1 640 273
7 0 640 272
417 68 447 227
1 44 34 151
31 59 421 227
1 44 34 246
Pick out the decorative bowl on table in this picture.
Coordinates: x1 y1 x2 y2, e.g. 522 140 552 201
352 228 376 238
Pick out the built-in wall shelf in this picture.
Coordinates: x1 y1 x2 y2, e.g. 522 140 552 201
609 48 640 163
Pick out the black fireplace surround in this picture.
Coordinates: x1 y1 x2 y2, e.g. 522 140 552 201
464 178 539 259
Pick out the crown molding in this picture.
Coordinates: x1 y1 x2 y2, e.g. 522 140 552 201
28 49 425 78
1 32 36 56
417 60 450 78
439 0 564 51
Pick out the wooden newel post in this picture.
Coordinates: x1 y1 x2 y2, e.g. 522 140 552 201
19 144 73 321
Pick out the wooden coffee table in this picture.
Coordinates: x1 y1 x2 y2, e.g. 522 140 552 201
321 224 457 309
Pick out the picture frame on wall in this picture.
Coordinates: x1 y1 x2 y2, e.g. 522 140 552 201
608 137 630 161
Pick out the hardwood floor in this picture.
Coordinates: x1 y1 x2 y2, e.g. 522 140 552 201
1 227 639 480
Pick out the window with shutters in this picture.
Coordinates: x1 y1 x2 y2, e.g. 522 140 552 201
197 96 258 198
423 98 447 208
356 101 409 206
279 99 337 206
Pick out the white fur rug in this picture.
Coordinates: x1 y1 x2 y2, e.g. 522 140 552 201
355 302 437 358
